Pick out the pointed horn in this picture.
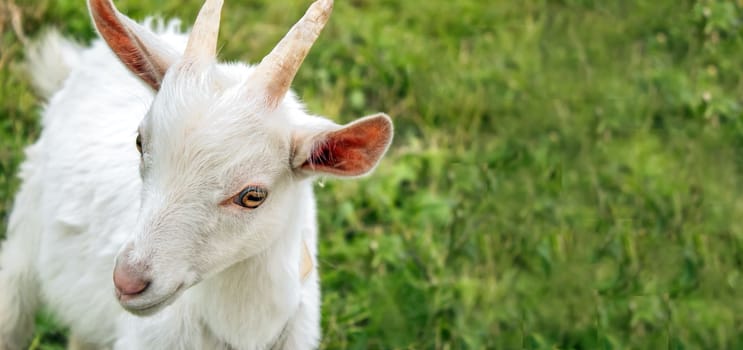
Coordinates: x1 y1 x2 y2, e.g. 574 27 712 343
184 0 224 60
252 0 333 108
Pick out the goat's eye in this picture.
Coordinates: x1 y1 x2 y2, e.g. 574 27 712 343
135 134 142 154
235 186 268 209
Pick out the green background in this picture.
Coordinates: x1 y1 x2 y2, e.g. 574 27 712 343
2 0 743 348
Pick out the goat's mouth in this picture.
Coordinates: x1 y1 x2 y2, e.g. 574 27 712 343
119 283 185 316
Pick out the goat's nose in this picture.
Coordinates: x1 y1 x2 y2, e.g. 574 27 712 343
113 261 150 299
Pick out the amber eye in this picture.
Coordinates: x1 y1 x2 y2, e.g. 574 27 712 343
234 186 268 209
135 134 142 154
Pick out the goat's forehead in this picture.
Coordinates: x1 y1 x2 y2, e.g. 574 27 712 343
139 61 302 185
144 119 290 194
145 103 291 164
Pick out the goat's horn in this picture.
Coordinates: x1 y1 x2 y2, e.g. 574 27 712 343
252 0 333 108
184 0 224 60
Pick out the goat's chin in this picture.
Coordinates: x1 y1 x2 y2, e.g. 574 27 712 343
119 282 187 317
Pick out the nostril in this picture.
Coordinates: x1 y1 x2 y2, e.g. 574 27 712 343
113 263 151 297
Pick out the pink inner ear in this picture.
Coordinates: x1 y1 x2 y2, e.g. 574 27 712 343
302 116 392 176
90 0 166 90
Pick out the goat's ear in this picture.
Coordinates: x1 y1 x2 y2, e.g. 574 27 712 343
88 0 177 90
293 114 393 177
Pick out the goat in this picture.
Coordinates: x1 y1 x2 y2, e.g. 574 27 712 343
0 0 393 348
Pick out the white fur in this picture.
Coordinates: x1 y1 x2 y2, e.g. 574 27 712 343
24 29 84 100
0 10 389 350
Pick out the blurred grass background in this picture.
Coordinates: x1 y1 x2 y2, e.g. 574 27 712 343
2 0 743 348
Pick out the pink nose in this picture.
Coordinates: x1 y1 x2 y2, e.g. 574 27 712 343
113 261 150 298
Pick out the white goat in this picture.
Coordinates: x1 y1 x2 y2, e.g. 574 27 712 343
0 0 392 348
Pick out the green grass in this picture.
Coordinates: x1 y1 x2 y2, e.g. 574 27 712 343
2 0 743 348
